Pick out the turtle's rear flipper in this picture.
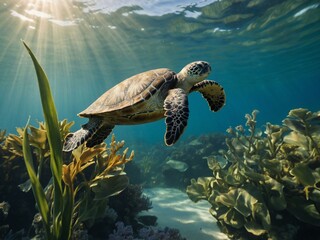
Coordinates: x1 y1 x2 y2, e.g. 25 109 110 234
86 124 114 148
62 118 102 152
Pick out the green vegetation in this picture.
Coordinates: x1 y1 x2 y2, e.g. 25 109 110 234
17 42 133 239
187 109 320 239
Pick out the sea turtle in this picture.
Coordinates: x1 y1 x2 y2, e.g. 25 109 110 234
63 61 225 152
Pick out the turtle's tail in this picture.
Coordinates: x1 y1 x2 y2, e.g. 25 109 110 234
63 118 102 152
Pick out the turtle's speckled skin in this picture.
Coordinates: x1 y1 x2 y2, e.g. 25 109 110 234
63 61 226 152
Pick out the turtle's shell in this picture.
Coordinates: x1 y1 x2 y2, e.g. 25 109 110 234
79 68 176 117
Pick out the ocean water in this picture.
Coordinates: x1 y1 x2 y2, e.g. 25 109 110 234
0 0 319 238
1 0 319 147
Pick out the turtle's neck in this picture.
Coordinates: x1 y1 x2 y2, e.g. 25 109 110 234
176 73 194 93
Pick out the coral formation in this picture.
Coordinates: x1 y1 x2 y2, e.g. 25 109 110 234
129 133 226 189
108 221 186 240
108 184 152 225
187 108 320 240
87 183 154 239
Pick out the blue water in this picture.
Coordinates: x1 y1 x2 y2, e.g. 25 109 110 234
0 0 319 147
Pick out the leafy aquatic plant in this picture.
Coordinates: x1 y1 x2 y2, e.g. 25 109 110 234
21 42 134 239
66 135 133 231
23 41 64 239
1 121 134 238
187 108 320 240
2 120 73 188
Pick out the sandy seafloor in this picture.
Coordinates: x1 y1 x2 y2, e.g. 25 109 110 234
143 188 229 240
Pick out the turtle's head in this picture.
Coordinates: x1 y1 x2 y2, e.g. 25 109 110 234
179 61 211 84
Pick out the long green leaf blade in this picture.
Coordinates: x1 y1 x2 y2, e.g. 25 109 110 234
22 119 50 237
23 41 69 239
23 41 63 184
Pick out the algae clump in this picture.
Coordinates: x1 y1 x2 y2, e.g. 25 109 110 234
187 108 320 240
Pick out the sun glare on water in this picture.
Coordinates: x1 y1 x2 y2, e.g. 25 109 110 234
2 0 145 124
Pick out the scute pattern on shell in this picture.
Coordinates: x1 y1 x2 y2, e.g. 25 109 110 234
79 68 176 117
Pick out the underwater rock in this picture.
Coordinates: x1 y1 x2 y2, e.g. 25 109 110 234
72 228 89 240
32 213 46 238
0 201 10 238
165 159 189 172
0 202 9 218
188 138 202 146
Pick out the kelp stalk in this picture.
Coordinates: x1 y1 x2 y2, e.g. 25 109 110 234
23 41 73 239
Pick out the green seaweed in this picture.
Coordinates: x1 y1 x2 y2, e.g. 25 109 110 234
187 109 320 240
23 41 67 239
21 42 133 239
22 118 51 237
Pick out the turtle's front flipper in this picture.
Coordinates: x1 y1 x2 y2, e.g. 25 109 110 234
86 124 114 148
164 88 189 146
191 80 226 112
63 118 102 152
